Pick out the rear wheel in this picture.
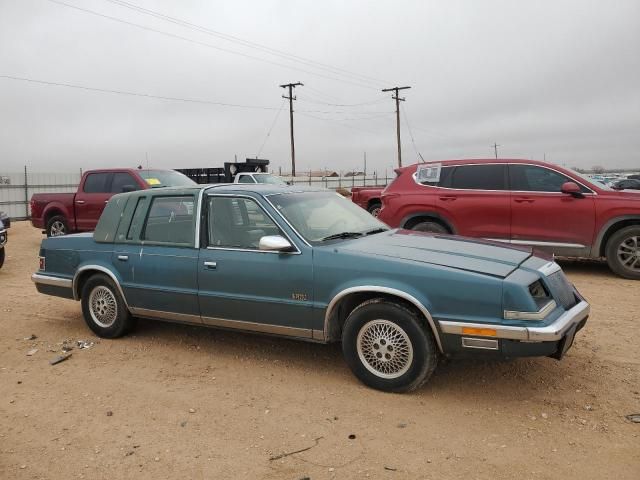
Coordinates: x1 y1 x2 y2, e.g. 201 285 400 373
605 225 640 279
410 220 448 234
342 299 438 392
81 274 133 338
367 201 382 217
46 215 69 237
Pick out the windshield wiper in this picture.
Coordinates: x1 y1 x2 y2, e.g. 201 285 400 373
321 231 364 241
364 227 388 236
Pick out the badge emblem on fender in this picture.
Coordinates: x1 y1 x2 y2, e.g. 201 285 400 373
291 293 308 301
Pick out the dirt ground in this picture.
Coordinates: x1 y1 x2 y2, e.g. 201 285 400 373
1 221 638 480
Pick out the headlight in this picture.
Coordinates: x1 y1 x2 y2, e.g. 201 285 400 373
504 280 556 320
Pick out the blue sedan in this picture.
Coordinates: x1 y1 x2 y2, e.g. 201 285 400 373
32 185 589 392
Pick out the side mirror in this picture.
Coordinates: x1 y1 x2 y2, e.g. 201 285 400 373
122 184 137 193
560 181 583 198
259 235 293 252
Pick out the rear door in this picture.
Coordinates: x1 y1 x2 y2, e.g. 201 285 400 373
74 172 113 231
436 164 510 239
508 164 595 256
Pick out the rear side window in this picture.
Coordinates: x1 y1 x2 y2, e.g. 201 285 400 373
509 165 590 193
111 173 139 193
417 166 453 187
83 173 110 193
142 196 195 246
449 165 507 190
126 197 148 240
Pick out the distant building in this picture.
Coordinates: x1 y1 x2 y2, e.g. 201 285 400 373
345 171 365 177
307 170 339 177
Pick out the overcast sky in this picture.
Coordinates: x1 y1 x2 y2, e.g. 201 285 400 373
1 0 639 174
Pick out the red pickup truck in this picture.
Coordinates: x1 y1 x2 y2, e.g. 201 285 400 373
31 168 195 237
350 186 384 216
374 159 640 279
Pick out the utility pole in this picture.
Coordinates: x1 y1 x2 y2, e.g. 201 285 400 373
280 82 303 176
382 86 411 168
492 142 500 159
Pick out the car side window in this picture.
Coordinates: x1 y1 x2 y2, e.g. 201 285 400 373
83 173 110 193
142 195 195 246
418 166 453 187
208 196 282 249
509 165 590 193
237 175 255 184
111 173 139 193
449 165 507 190
126 197 148 240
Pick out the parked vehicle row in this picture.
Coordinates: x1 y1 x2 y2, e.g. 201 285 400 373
351 159 640 279
32 184 589 392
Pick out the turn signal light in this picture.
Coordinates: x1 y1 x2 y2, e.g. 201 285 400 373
462 327 497 337
39 256 45 271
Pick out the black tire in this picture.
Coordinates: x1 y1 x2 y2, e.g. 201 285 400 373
341 299 438 393
81 273 133 338
46 215 69 237
0 248 4 269
410 220 448 234
605 225 640 280
367 201 382 217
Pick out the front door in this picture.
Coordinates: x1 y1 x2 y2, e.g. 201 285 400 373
508 164 596 256
75 172 113 231
197 194 314 338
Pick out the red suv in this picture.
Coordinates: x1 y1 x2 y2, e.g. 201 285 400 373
378 159 640 279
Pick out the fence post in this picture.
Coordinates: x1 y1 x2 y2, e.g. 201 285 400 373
24 165 29 219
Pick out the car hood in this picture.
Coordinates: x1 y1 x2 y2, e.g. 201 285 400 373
338 230 533 278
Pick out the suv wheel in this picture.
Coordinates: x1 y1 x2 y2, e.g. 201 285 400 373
81 273 133 338
606 225 640 279
410 221 448 234
342 299 438 392
46 215 68 237
367 201 382 217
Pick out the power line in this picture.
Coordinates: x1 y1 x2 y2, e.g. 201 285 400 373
298 112 383 136
297 97 388 107
100 0 388 87
401 104 425 162
257 99 286 157
45 0 380 90
0 74 282 110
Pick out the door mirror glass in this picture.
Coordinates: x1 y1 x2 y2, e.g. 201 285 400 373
561 181 581 195
259 235 293 252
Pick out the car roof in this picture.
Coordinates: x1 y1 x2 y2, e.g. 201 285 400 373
203 184 326 195
413 158 555 167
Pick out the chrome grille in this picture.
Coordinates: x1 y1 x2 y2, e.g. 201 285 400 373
545 271 577 310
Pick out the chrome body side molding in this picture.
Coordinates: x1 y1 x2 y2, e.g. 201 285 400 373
323 286 443 352
202 316 313 339
31 273 73 289
130 307 201 324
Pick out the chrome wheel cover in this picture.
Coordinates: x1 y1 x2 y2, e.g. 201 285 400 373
50 221 66 236
370 206 381 217
89 285 118 328
617 235 640 271
356 319 413 379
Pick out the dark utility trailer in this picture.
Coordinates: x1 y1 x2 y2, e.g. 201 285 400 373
176 159 270 184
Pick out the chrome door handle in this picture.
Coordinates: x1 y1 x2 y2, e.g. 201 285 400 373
203 261 217 269
75 200 86 205
117 255 129 261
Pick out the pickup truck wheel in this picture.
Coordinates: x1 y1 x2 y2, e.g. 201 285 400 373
342 299 438 392
46 215 68 237
81 274 132 338
410 221 448 234
367 201 382 217
0 248 4 269
605 225 640 279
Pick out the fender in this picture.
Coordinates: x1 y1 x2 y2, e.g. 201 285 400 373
323 285 444 352
42 201 76 231
399 211 457 234
72 263 130 309
592 215 640 257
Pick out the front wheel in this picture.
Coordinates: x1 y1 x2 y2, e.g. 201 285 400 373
81 274 133 338
605 225 640 279
342 299 438 392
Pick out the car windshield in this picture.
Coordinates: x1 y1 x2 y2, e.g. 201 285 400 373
269 191 388 243
566 168 613 191
138 170 196 188
254 174 287 185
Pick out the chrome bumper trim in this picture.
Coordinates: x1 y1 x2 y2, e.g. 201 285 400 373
504 300 557 320
439 300 589 342
31 273 73 289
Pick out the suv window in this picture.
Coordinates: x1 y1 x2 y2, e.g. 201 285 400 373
449 164 507 190
111 173 139 193
509 165 590 193
237 175 255 184
208 196 282 249
142 195 195 245
418 166 453 187
83 173 110 193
